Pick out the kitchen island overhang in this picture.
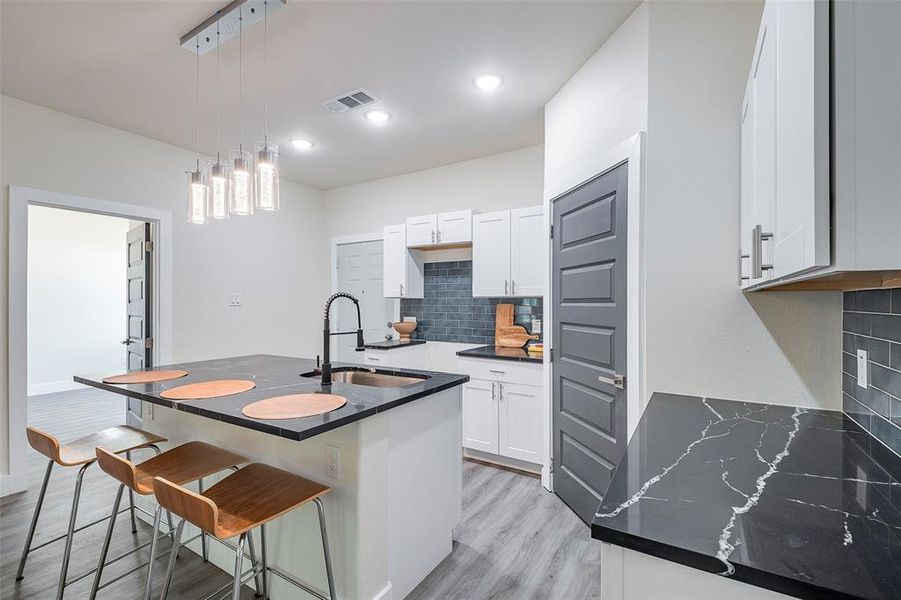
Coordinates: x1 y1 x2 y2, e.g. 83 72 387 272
77 354 469 600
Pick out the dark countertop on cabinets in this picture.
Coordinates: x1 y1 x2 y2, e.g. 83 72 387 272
363 339 427 350
456 345 544 364
75 354 468 442
592 392 901 600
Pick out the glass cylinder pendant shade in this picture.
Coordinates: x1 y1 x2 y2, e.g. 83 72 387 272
187 169 208 224
208 162 231 220
254 141 280 211
229 150 254 216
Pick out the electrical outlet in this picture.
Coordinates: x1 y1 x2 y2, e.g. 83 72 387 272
227 293 242 307
857 349 868 389
532 318 542 335
325 445 341 480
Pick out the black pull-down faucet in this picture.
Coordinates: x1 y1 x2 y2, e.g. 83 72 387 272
319 292 365 385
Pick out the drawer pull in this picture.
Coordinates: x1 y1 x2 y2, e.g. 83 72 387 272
488 369 505 375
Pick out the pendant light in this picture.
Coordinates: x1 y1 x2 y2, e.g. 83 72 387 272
254 0 279 212
208 21 230 220
187 35 208 224
229 5 254 216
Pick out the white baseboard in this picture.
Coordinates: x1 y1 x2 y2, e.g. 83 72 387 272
0 472 28 497
27 380 86 396
372 581 393 600
463 449 542 475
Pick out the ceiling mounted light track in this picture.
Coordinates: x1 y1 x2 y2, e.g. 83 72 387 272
179 0 285 56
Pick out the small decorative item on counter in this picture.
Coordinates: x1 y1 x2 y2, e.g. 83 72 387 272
393 320 418 341
527 343 544 355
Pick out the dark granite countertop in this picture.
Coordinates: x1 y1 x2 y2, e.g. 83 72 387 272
591 393 901 600
363 339 426 350
75 354 468 442
456 345 544 364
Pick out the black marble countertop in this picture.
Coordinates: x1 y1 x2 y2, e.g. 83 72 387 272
363 339 426 350
591 393 901 600
75 354 468 442
456 345 544 364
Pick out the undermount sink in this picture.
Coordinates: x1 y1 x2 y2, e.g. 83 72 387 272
301 367 429 388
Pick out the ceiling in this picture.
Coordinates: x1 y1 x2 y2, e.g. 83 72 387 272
1 0 639 189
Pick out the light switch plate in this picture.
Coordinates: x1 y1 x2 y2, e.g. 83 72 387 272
856 349 868 389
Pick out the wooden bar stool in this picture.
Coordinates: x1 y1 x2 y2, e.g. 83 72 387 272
153 463 335 600
16 425 167 600
90 441 248 600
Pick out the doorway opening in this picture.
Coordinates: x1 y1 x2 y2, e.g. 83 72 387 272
26 206 152 434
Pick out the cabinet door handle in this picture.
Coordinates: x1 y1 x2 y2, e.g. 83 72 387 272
504 280 509 295
498 383 504 402
491 382 496 400
512 280 516 295
751 224 774 279
598 374 626 389
437 229 441 242
399 283 404 297
431 230 435 243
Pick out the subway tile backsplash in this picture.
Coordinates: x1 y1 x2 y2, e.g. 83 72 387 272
843 289 901 457
399 260 542 345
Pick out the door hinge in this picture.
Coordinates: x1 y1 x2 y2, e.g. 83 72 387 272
549 348 554 362
549 458 555 473
144 337 154 349
549 224 554 239
144 240 154 253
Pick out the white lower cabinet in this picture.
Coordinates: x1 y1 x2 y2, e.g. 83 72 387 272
463 376 542 465
497 382 541 463
462 379 499 454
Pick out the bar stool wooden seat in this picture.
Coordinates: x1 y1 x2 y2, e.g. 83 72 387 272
90 441 248 600
16 425 167 600
154 463 335 600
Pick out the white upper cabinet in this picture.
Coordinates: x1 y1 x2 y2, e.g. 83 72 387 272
740 0 830 289
472 211 511 297
436 210 473 244
406 210 473 247
510 207 545 297
473 208 545 297
383 224 424 298
405 214 438 247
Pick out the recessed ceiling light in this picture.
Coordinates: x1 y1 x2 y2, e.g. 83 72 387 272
474 73 504 92
291 138 315 150
364 109 392 124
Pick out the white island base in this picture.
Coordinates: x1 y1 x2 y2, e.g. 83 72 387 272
140 387 462 600
601 544 792 600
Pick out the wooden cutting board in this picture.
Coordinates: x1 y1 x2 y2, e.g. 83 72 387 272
103 370 189 385
495 303 515 329
496 325 539 348
160 380 256 400
242 393 347 420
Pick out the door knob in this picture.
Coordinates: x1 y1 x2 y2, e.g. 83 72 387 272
120 339 134 345
598 374 625 389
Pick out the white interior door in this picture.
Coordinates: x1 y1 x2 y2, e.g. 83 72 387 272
335 240 387 361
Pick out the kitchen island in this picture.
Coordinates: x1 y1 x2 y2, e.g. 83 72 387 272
592 393 901 600
76 354 469 600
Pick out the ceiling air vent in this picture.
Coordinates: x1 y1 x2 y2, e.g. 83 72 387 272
321 89 379 114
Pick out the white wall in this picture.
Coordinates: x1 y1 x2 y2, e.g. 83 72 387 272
643 0 841 409
324 145 544 239
1 95 329 476
27 206 129 394
544 1 648 199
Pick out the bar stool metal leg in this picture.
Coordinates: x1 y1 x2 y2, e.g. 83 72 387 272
233 533 247 600
142 505 163 600
260 524 269 599
126 450 138 533
56 462 90 600
198 478 209 562
158 518 185 600
88 483 125 599
314 498 336 600
246 529 264 598
16 459 53 582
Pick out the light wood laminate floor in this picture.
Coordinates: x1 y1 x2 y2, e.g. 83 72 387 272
1 388 600 599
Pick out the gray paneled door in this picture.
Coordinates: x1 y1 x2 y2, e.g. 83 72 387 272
552 162 628 524
124 222 152 428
